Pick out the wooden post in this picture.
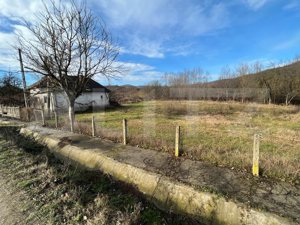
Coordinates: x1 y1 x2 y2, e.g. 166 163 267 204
92 116 96 137
41 109 45 126
123 119 127 145
175 126 180 157
18 107 21 119
46 77 51 118
54 112 58 128
18 49 28 108
252 134 260 177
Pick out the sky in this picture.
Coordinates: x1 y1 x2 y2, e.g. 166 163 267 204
1 0 300 86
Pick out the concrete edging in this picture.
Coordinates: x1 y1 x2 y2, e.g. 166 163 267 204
20 127 295 225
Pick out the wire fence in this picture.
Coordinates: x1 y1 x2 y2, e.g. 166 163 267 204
1 104 299 182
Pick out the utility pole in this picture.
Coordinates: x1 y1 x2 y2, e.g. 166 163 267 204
18 49 28 108
47 77 51 118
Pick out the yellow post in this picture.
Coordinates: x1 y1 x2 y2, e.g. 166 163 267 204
252 134 260 177
123 119 127 145
175 126 180 157
92 116 96 137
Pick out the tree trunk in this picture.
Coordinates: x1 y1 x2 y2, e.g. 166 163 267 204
285 96 289 106
68 97 75 132
226 89 229 101
268 97 272 104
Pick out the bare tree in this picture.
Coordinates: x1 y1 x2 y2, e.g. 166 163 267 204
252 61 263 73
219 65 233 100
0 72 22 88
16 0 120 132
0 72 23 105
279 68 300 105
235 63 250 103
164 67 206 87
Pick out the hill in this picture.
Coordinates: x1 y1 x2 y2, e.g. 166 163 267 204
107 61 300 105
209 61 300 104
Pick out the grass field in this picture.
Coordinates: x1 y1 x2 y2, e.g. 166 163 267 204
59 101 299 182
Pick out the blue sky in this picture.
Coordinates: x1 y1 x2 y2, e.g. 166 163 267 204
1 0 300 86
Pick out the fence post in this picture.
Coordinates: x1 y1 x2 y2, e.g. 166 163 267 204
252 134 260 177
92 116 96 137
14 107 17 118
41 109 45 126
54 112 58 128
18 107 21 119
175 126 180 157
123 119 127 145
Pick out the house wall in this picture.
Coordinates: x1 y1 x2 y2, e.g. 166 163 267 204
30 88 110 112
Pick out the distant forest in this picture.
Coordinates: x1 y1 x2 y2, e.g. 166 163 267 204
110 60 300 105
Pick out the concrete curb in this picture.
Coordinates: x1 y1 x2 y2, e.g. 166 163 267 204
20 127 295 225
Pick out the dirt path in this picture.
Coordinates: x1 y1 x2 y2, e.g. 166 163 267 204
0 176 27 225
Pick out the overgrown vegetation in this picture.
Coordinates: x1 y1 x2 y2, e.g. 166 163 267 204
58 100 300 183
0 126 199 224
108 61 300 105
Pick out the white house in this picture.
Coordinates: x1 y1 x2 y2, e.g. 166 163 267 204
29 77 110 113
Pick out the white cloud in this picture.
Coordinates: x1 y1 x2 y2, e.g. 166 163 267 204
94 0 229 35
95 61 162 85
243 0 270 10
0 23 37 71
0 0 66 71
0 0 44 22
121 36 164 58
283 1 300 10
91 0 230 58
0 0 69 23
0 30 19 70
180 3 229 36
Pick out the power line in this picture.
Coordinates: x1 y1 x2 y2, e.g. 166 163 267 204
0 69 20 73
0 69 34 74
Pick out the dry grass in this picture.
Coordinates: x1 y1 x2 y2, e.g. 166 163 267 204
0 126 198 225
49 100 300 182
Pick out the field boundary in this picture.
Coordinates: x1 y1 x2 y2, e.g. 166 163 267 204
19 125 299 225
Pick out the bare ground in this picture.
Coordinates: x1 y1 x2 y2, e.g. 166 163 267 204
0 175 44 225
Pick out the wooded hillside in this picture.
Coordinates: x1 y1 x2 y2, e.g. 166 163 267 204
110 61 300 105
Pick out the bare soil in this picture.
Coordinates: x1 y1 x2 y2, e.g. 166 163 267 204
0 176 28 225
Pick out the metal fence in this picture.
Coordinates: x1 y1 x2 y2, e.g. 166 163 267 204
0 105 21 119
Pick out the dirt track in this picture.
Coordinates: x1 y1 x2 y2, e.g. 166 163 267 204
0 176 27 225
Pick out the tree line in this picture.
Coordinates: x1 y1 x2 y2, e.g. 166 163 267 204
145 59 300 105
0 72 24 106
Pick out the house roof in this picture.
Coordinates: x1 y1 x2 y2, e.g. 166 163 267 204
29 77 110 93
